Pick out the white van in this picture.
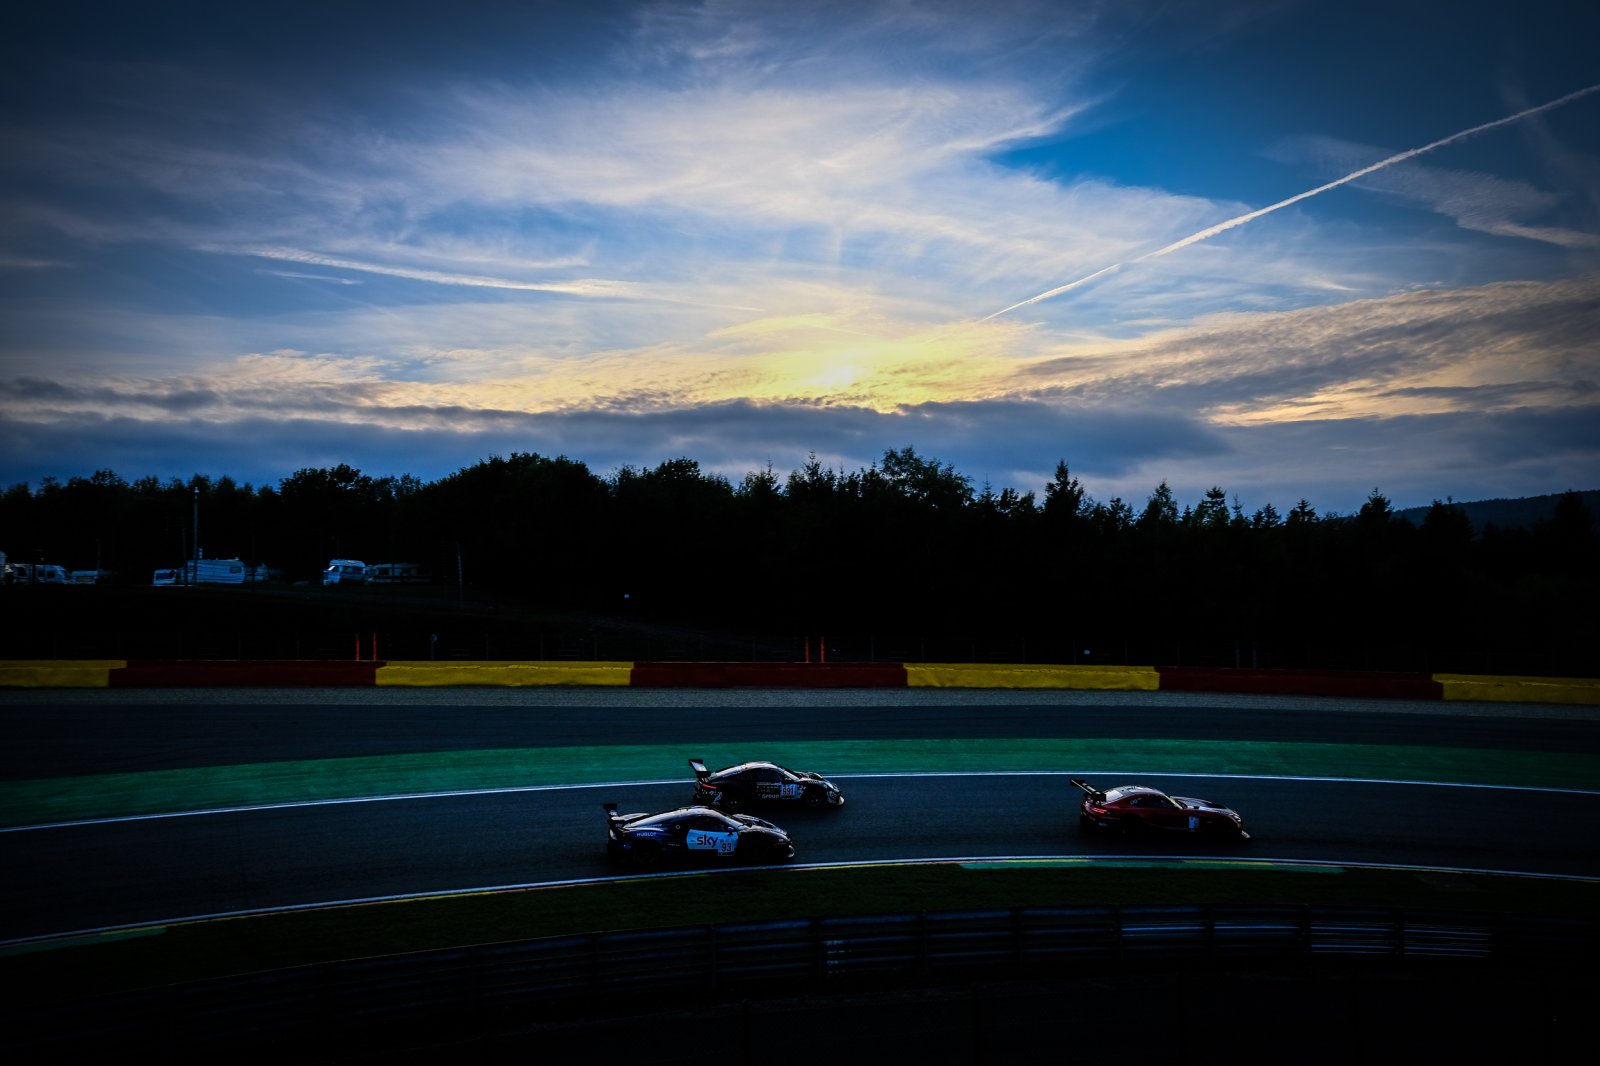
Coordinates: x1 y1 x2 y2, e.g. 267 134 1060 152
322 559 368 585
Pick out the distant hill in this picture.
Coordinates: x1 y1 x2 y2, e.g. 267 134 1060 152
1394 489 1600 530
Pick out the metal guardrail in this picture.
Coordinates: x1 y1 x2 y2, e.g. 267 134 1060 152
21 904 1596 1056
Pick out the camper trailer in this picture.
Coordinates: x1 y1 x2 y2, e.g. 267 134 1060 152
365 562 426 583
152 558 249 585
322 559 368 586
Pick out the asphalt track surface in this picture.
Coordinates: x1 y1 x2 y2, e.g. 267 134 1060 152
3 688 1599 943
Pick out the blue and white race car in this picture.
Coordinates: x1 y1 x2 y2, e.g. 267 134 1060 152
603 803 796 867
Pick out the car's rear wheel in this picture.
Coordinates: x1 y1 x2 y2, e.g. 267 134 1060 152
721 793 743 812
630 841 661 867
1078 813 1095 834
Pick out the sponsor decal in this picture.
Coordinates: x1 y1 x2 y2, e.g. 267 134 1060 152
687 831 739 855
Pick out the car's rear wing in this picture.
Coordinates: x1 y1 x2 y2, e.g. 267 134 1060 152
603 802 623 824
689 758 710 781
1070 779 1106 801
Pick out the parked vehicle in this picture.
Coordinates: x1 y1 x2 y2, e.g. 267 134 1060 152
151 558 249 585
321 559 368 585
365 562 426 583
7 562 69 585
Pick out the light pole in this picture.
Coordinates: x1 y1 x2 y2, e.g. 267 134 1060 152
191 486 199 585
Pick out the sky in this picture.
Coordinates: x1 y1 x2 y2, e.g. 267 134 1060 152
2 0 1597 516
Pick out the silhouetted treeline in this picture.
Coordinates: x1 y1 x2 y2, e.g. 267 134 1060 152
1 451 1595 674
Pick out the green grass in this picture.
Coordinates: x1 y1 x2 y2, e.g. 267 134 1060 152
8 861 1597 998
8 737 1598 828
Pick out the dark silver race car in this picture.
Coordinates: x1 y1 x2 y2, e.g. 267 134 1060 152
1072 779 1249 840
690 758 845 811
603 803 796 867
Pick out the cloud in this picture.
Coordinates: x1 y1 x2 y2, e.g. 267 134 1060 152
986 82 1600 318
2 1 1596 518
1270 133 1600 250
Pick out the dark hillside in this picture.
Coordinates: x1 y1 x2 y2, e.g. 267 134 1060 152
1395 489 1600 531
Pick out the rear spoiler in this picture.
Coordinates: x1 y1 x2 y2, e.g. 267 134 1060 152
1070 779 1105 801
689 759 709 781
603 802 623 824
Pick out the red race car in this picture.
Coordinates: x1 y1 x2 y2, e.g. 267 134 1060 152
1072 779 1249 841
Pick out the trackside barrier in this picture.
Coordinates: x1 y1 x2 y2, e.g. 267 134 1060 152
906 663 1160 690
107 660 383 687
1 660 1595 704
1157 667 1445 700
0 660 122 688
629 662 908 687
375 661 634 687
15 905 1594 1058
1436 674 1600 706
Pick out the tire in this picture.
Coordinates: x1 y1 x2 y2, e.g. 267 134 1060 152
1078 813 1095 834
629 840 661 868
803 788 825 809
721 793 743 813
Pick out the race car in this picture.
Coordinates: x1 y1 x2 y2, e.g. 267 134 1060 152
603 803 796 867
689 758 845 811
1071 779 1249 840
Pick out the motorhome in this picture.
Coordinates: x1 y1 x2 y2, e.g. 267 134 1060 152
322 559 368 585
8 562 68 584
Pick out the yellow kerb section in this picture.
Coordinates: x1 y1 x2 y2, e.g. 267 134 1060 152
906 663 1160 690
1435 674 1600 706
376 661 635 687
0 660 125 688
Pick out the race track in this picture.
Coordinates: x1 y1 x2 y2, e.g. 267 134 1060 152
4 688 1597 942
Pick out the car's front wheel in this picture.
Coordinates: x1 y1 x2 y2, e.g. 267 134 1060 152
803 788 826 809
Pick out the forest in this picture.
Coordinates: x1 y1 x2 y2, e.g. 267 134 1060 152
1 448 1595 676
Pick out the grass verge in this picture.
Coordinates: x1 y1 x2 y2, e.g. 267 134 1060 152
7 860 1596 1000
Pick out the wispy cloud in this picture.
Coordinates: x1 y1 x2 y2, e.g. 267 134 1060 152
985 82 1600 319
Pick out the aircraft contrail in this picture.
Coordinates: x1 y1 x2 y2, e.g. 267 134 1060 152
982 81 1600 321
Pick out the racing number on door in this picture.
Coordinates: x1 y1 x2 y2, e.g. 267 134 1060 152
687 831 738 855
